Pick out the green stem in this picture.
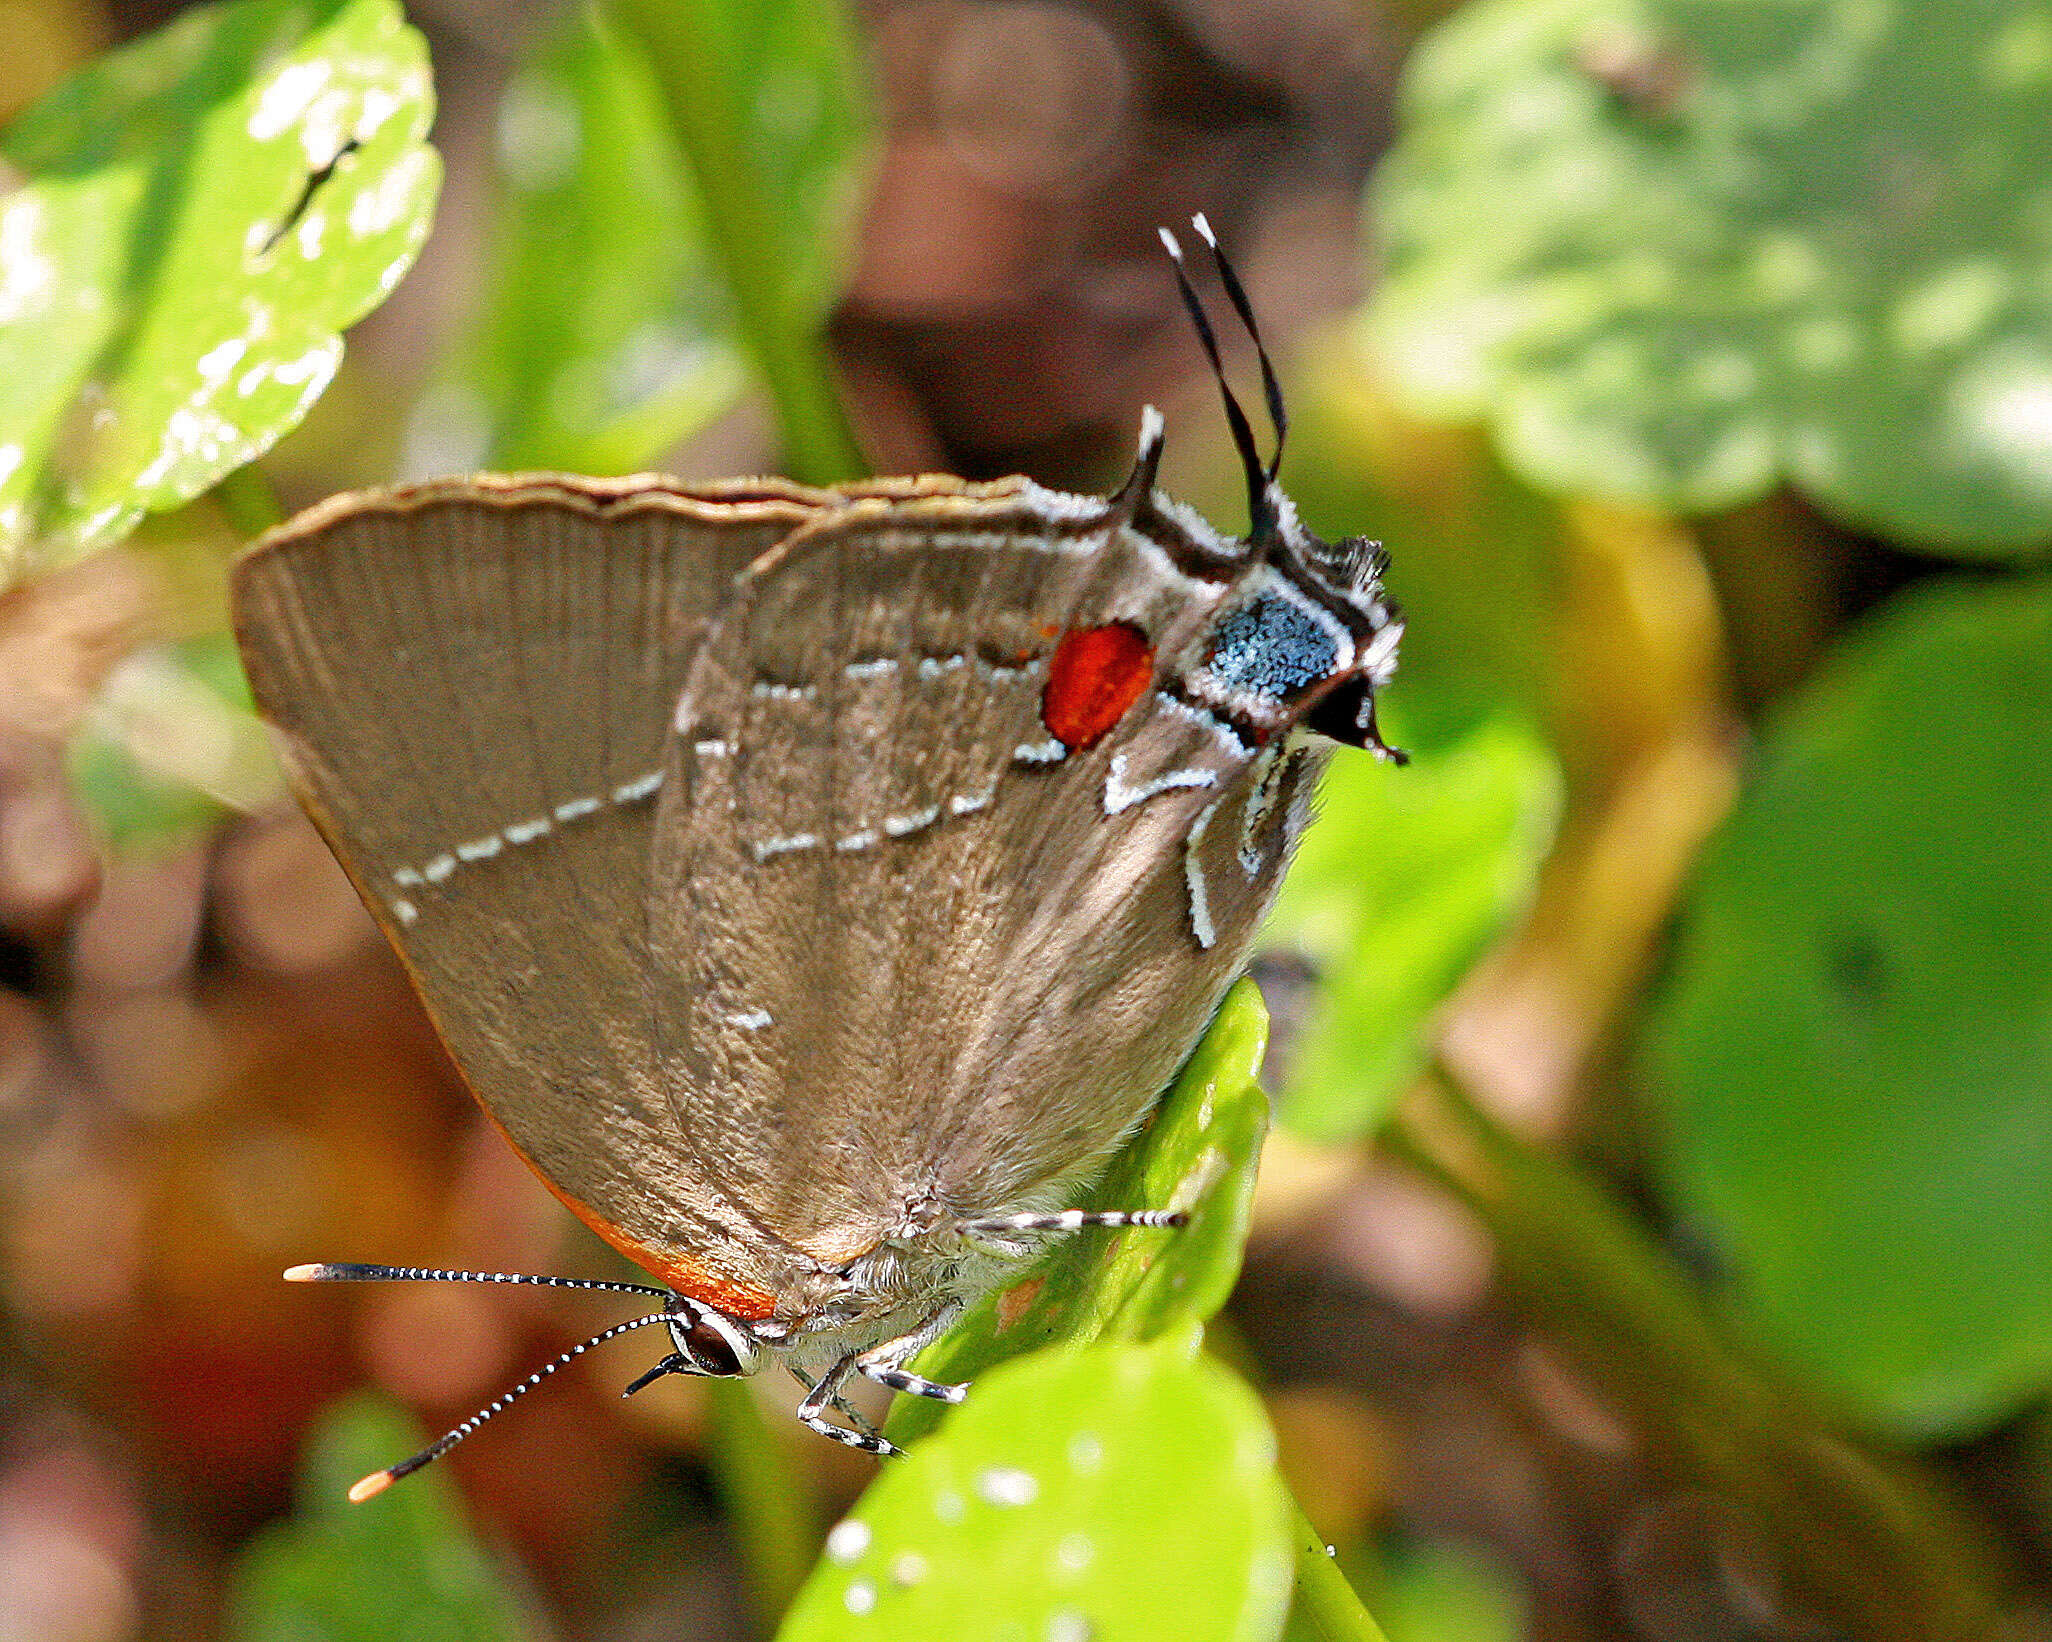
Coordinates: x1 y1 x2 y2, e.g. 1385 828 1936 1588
1384 1064 2009 1642
705 1377 820 1635
604 0 868 487
1290 1499 1389 1642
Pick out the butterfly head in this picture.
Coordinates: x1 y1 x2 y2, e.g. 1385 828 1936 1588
1155 216 1406 762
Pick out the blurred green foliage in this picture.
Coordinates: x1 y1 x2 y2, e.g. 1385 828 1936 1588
67 630 274 848
1268 706 1560 1143
1652 575 2052 1439
603 0 870 482
1371 1539 1527 1642
227 1398 540 1642
422 0 868 478
431 4 746 475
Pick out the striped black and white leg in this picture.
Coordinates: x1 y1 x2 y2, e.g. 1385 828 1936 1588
960 1208 1187 1237
796 1357 903 1458
785 1365 889 1448
855 1301 967 1404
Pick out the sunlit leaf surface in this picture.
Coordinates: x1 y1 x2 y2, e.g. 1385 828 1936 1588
1370 0 2052 555
0 0 438 582
783 1344 1291 1642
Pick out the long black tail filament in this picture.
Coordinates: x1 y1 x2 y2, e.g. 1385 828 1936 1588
1157 214 1286 539
285 1263 670 1500
1191 213 1287 480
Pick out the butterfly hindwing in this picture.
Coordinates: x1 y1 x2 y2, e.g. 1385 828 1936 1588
232 475 834 1300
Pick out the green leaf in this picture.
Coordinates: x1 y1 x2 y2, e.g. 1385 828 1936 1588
1369 0 2052 555
226 1395 535 1642
781 1343 1292 1642
604 0 870 484
1651 575 2052 1439
0 0 439 584
420 5 745 476
888 981 1270 1448
1267 713 1562 1143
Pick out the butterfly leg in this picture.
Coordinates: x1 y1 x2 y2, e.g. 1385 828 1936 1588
795 1356 903 1457
785 1364 889 1447
957 1206 1186 1259
962 1208 1186 1238
853 1300 969 1404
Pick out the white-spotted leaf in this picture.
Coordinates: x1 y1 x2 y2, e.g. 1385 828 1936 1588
783 1344 1291 1642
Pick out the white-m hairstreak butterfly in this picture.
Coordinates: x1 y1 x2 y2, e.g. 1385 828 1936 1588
233 219 1402 1490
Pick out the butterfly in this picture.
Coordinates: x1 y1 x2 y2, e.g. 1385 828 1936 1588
232 218 1402 1488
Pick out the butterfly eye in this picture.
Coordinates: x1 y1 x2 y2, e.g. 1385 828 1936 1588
672 1309 750 1376
1303 674 1375 747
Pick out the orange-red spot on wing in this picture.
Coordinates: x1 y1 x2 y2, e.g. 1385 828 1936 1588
1042 622 1154 751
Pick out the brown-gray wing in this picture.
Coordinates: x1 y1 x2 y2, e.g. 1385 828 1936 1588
231 473 832 1311
644 480 1283 1266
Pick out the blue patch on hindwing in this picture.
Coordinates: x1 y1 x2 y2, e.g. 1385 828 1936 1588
1203 591 1338 701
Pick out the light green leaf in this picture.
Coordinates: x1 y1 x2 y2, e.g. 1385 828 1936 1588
0 0 438 583
888 981 1269 1448
1370 0 2052 555
226 1395 534 1642
420 5 744 476
1652 575 2052 1439
1267 713 1562 1143
783 1343 1292 1642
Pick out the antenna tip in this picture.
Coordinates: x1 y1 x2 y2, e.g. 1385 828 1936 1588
283 1264 326 1282
348 1469 395 1503
1192 212 1217 247
1156 225 1182 259
1138 403 1165 446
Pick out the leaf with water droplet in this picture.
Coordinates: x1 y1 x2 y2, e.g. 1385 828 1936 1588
782 1343 1291 1642
0 0 439 585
